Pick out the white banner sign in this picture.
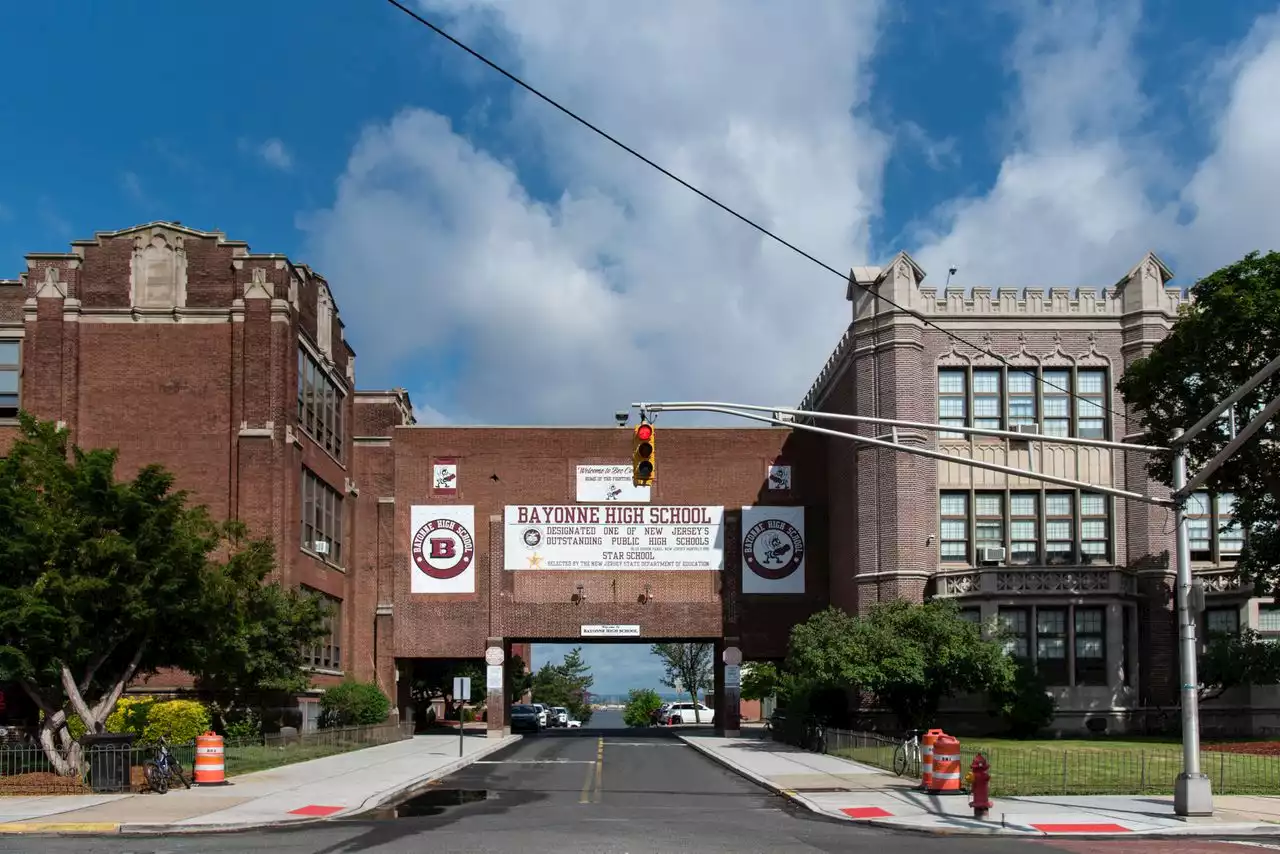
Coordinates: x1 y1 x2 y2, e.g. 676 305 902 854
741 505 806 594
486 665 503 691
581 624 641 638
725 664 742 688
505 505 724 570
410 505 477 594
576 464 651 503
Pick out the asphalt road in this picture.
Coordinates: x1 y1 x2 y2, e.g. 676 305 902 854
4 715 1269 853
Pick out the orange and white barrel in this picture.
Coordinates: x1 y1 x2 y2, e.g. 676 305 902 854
929 733 963 793
194 731 226 785
921 728 944 790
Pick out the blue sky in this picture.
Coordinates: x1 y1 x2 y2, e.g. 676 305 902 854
3 1 1279 691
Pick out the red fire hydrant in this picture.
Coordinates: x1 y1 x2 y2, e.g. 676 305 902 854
968 753 992 819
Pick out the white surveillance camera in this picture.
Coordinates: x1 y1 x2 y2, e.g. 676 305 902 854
615 410 630 427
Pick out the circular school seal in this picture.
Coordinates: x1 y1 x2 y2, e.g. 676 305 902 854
412 518 475 580
743 519 806 580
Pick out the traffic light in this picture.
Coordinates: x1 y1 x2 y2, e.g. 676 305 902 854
633 421 655 486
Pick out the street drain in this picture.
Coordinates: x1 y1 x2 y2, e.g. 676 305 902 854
386 788 489 818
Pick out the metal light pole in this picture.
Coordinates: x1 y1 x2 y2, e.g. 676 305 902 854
1170 427 1211 815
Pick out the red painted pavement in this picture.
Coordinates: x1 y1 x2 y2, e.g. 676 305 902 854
841 807 894 819
1031 823 1131 833
289 805 345 817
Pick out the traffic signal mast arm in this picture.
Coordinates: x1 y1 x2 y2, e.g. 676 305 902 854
634 401 1172 507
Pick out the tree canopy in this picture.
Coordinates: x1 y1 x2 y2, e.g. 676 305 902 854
1117 250 1280 593
531 647 595 723
651 642 712 721
786 601 1018 729
0 415 327 773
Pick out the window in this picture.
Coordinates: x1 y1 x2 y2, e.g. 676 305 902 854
973 370 1002 431
1008 370 1038 429
1036 607 1069 685
998 608 1030 659
938 370 967 438
1075 370 1107 439
301 468 344 567
974 493 1004 558
940 493 969 562
1079 493 1110 562
958 607 982 624
1041 369 1071 437
1205 607 1239 637
1009 493 1039 564
297 346 345 461
935 366 1109 440
1045 492 1075 564
1258 605 1280 644
938 490 1111 567
0 340 19 420
302 588 342 671
1188 492 1244 562
1074 607 1106 685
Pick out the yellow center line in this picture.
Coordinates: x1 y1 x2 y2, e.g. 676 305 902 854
580 735 605 804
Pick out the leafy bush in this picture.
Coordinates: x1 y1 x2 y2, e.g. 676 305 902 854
40 710 87 741
143 700 211 744
106 696 157 735
623 688 663 727
996 663 1056 738
223 710 262 740
461 706 476 723
319 681 390 728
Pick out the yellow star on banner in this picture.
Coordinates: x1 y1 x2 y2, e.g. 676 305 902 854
527 553 543 569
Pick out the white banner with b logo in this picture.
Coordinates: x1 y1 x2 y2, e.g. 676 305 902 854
741 506 806 595
410 505 477 594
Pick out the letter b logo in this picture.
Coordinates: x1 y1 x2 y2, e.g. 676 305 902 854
430 537 456 560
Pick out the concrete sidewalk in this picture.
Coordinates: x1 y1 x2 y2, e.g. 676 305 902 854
682 733 1280 838
0 732 519 836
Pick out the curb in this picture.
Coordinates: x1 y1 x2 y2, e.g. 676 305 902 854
0 822 121 835
679 736 1280 840
104 734 519 836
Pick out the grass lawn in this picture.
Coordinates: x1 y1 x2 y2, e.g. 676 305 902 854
830 734 1280 796
223 741 364 777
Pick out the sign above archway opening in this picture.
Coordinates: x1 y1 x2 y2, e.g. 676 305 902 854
504 505 724 571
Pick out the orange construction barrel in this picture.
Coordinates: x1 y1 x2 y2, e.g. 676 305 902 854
194 731 226 785
921 728 944 790
929 733 963 793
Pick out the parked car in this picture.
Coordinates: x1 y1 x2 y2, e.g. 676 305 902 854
510 704 543 733
663 702 715 725
552 706 569 727
531 703 549 728
651 702 671 726
566 719 582 728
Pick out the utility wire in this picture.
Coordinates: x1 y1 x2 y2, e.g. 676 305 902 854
381 0 1132 427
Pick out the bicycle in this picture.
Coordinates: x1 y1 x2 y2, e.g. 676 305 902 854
143 736 190 794
892 728 923 778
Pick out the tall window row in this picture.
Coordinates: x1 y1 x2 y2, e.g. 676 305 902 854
301 587 342 671
0 340 19 420
940 490 1111 565
998 605 1109 686
301 468 344 568
1186 492 1244 562
938 366 1108 440
298 346 344 461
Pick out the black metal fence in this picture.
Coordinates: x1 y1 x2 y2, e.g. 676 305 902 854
793 724 1280 797
0 721 414 796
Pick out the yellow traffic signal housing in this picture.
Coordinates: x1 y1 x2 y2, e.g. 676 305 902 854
632 422 655 487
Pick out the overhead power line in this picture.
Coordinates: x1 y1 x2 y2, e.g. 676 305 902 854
381 0 1132 426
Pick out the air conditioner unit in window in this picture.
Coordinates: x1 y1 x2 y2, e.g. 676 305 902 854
1015 423 1041 436
314 540 330 555
978 546 1007 564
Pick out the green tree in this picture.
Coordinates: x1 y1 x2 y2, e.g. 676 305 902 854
1200 628 1280 702
507 654 533 701
651 642 712 722
622 688 663 727
1117 251 1280 593
786 601 1017 729
0 415 326 775
531 648 595 724
740 662 780 702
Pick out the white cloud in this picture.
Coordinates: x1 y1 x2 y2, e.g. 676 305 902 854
899 121 959 171
305 0 889 424
121 171 149 205
240 137 294 171
910 2 1280 288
